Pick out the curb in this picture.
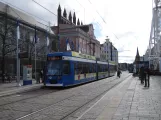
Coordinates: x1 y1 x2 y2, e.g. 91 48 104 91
0 84 43 97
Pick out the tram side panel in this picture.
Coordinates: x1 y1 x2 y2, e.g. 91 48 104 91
97 62 109 79
73 61 97 85
109 64 116 76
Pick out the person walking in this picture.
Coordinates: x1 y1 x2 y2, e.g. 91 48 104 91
42 66 46 83
133 67 136 77
40 69 43 83
144 67 150 87
139 65 144 84
117 68 122 78
36 70 41 84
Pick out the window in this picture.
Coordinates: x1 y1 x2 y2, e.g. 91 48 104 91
47 61 62 75
74 62 97 74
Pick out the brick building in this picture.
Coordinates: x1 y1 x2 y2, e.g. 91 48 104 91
51 5 100 58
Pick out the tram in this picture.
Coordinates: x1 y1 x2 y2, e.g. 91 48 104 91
44 51 117 87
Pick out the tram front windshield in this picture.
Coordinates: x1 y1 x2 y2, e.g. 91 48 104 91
47 61 62 75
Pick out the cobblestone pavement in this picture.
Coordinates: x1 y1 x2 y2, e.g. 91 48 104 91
112 76 161 120
0 80 43 97
76 75 161 120
0 72 130 120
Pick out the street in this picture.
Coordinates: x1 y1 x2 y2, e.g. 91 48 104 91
0 72 130 120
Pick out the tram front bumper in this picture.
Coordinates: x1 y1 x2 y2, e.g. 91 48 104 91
45 84 63 87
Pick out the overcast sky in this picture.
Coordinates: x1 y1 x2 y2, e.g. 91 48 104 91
0 0 152 63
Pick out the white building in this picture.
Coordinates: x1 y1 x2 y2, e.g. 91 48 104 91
100 40 118 65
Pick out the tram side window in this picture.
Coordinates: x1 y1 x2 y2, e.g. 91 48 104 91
103 65 105 72
98 64 100 72
109 65 112 72
82 63 87 73
74 62 82 74
100 64 102 72
93 63 96 73
89 63 93 73
82 63 91 74
102 65 104 72
105 65 108 72
101 64 104 72
98 64 103 72
63 61 70 75
98 64 101 72
92 63 96 73
110 65 114 72
74 62 94 74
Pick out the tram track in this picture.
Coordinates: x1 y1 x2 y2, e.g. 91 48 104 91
60 74 131 120
14 73 131 120
0 76 117 107
0 87 61 106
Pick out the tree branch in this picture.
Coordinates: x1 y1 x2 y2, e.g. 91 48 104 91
4 43 15 48
4 48 16 56
6 25 14 33
37 45 46 54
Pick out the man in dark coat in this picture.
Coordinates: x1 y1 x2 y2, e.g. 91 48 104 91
139 66 144 84
144 67 150 87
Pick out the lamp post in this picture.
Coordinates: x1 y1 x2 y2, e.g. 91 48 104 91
16 20 21 86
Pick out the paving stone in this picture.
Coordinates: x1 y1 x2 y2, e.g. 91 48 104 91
0 109 29 120
2 102 47 112
19 114 61 120
2 73 161 120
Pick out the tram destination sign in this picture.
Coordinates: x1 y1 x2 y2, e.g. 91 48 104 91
47 56 62 60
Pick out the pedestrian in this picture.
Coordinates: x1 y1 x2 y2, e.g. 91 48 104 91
117 68 122 78
36 71 41 84
139 65 144 84
133 67 136 77
42 66 46 84
39 70 43 83
144 67 150 87
40 69 43 82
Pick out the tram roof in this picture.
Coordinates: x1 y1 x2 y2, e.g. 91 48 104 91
47 51 96 60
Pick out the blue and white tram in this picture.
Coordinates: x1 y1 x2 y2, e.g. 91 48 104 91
44 51 116 87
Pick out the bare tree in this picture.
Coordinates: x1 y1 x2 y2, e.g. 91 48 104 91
0 6 24 82
21 29 51 65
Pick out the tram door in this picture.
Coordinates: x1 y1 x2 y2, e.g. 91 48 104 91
62 61 72 85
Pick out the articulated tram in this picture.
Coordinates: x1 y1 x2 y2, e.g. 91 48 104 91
44 51 117 87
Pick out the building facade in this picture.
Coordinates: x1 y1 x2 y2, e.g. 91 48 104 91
51 5 100 58
0 2 55 81
100 40 118 65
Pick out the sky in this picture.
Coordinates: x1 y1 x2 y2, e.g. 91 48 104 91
0 0 153 63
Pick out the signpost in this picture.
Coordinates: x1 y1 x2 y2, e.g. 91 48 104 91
23 65 32 85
